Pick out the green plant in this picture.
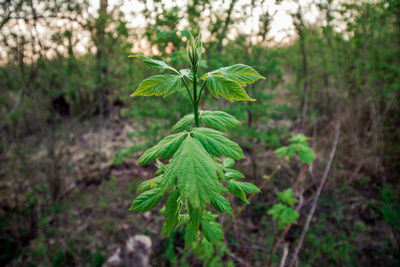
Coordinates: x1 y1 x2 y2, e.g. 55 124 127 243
267 188 300 229
275 133 316 164
128 35 264 245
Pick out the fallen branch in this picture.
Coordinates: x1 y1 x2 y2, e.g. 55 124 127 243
288 122 340 267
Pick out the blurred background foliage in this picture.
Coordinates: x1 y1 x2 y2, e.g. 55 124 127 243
0 0 399 266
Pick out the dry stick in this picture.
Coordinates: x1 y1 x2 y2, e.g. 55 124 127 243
279 243 289 267
288 122 340 267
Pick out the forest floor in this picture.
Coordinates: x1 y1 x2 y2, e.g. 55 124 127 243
1 108 400 266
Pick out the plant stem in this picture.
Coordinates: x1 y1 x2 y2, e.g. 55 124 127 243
193 69 200 127
182 78 193 103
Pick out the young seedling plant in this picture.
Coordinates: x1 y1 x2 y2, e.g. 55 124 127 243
129 35 265 247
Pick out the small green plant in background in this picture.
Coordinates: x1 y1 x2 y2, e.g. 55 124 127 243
128 35 264 246
275 133 316 164
268 188 300 229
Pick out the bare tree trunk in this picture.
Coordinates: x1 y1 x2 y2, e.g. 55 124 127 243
95 0 109 115
292 4 309 123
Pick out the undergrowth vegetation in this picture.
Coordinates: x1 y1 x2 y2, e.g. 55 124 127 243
1 0 399 266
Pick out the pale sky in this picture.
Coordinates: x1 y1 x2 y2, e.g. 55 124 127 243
0 0 324 61
89 0 320 44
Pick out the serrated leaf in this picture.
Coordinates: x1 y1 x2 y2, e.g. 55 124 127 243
130 188 163 212
223 158 235 168
295 144 316 164
200 111 240 131
227 180 248 203
208 64 265 86
192 127 244 159
129 54 179 74
131 74 182 97
165 188 180 235
224 168 245 179
155 159 166 175
268 203 299 229
188 204 202 232
163 136 222 209
138 132 188 165
137 176 162 193
211 192 233 216
201 220 223 243
171 113 194 131
204 74 255 102
184 223 197 249
227 180 260 203
281 207 299 225
276 188 296 206
267 203 286 220
234 181 260 194
288 133 309 145
172 110 240 132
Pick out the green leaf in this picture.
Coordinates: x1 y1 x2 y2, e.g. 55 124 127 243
130 188 163 212
222 158 235 168
165 188 180 235
201 220 223 243
131 74 182 97
184 223 197 249
172 110 240 132
171 113 194 131
227 180 260 203
235 181 261 194
276 188 296 206
227 180 248 203
138 132 188 165
207 64 265 86
188 204 202 232
129 54 179 74
267 203 286 220
275 146 288 157
211 192 233 216
224 168 244 179
203 75 255 102
163 136 222 209
281 207 299 226
155 159 166 175
192 127 244 159
288 133 310 145
137 176 162 192
200 111 240 131
267 203 299 229
295 144 316 164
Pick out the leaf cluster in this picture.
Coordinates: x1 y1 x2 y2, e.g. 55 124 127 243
275 133 316 164
267 188 300 229
128 35 264 246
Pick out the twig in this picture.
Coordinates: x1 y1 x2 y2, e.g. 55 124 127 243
279 243 289 267
288 122 340 267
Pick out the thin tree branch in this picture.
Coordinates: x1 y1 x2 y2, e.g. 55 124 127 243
279 243 289 267
288 122 340 267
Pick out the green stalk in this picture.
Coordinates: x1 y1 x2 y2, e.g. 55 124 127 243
193 69 200 127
